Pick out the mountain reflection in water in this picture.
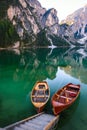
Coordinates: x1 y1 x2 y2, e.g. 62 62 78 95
0 47 87 84
0 47 87 129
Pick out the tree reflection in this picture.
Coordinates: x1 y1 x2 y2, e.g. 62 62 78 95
0 47 87 84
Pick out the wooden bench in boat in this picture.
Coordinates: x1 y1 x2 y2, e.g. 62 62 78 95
55 94 72 104
55 94 72 100
32 95 49 98
59 95 72 100
65 90 77 94
68 84 80 89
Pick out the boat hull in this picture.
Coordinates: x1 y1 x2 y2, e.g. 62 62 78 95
52 100 75 116
31 81 50 113
36 105 45 113
51 83 80 115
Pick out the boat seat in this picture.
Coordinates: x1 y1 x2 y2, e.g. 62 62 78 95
65 90 77 97
65 90 77 94
37 95 49 98
60 95 72 100
53 100 64 105
35 88 45 91
33 97 47 102
55 94 72 100
68 84 80 89
32 95 48 98
32 95 44 98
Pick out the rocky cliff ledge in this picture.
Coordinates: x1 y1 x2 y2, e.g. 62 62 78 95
7 0 87 46
7 0 69 47
61 4 87 45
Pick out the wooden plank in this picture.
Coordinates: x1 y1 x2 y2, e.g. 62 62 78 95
19 124 29 130
4 112 44 129
24 122 42 129
44 115 59 130
27 120 46 126
20 124 36 130
4 113 60 130
14 127 24 130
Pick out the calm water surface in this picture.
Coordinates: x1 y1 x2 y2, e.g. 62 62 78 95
0 47 87 130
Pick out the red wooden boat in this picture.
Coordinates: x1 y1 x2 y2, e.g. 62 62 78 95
31 81 50 113
51 83 80 116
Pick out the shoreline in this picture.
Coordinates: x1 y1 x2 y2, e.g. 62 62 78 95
0 45 71 51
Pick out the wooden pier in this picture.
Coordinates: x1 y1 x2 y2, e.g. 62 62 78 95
3 113 59 130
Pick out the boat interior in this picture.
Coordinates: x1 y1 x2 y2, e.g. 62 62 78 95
54 85 80 104
32 85 49 103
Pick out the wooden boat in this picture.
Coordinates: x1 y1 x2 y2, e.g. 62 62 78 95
31 81 50 113
51 83 80 115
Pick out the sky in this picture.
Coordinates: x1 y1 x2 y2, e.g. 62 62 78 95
39 0 87 22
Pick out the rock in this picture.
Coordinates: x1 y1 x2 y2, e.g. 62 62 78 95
7 0 61 45
61 4 87 45
3 0 87 46
42 8 59 35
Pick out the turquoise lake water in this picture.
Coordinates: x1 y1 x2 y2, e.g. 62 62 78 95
0 47 87 130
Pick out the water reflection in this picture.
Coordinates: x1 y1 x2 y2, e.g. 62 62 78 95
0 47 87 127
0 47 87 84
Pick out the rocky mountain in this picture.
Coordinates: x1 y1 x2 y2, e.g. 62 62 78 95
60 4 87 45
6 0 71 47
1 0 87 47
7 0 64 46
7 0 44 41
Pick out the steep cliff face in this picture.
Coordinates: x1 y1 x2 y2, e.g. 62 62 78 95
42 8 59 35
7 0 60 45
1 0 87 47
61 4 87 45
7 0 45 42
